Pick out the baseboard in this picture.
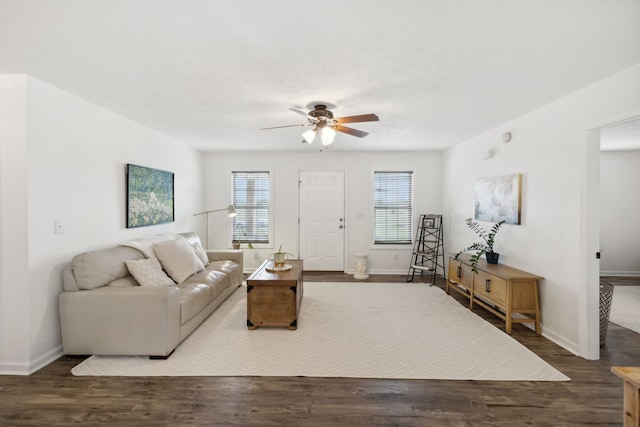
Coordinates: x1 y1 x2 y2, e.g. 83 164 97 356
0 346 63 376
600 271 640 276
0 360 31 376
367 269 415 275
542 327 581 359
344 268 444 276
246 266 441 277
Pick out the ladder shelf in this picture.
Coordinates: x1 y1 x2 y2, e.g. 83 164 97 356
406 214 445 285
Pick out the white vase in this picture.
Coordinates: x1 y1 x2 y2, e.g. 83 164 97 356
273 253 286 268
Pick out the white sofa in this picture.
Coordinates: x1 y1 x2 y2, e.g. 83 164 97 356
59 232 242 358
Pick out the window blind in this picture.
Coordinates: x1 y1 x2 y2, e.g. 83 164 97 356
374 171 413 244
231 171 270 243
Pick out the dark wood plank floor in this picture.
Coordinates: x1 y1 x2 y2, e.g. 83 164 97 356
1 273 639 426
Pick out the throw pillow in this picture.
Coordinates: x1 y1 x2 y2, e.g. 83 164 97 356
153 237 205 283
125 257 175 287
119 235 177 258
191 241 209 266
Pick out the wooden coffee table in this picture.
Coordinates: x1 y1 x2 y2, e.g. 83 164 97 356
246 259 303 330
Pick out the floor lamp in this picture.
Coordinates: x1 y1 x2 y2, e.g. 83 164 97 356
193 205 237 249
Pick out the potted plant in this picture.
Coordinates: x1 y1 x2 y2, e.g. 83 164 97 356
454 218 506 272
232 226 253 249
269 244 293 268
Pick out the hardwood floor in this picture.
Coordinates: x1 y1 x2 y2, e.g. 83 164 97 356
1 273 639 426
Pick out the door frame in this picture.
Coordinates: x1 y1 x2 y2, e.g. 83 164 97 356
583 108 640 359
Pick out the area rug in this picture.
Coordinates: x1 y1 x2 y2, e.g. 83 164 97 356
71 282 569 381
610 285 640 334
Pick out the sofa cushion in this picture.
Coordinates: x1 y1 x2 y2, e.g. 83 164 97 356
178 283 212 324
208 260 240 277
153 237 205 284
119 234 177 258
72 246 145 290
108 276 139 288
125 257 175 287
191 241 209 266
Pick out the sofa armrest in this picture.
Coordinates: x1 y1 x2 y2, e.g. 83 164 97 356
206 249 243 268
207 249 243 264
59 286 181 356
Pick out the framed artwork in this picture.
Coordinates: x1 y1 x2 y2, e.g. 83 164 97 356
423 217 435 228
474 174 522 225
126 164 174 228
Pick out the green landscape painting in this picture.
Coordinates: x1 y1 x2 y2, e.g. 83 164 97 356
126 164 174 228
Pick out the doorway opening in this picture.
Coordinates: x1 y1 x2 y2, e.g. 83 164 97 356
584 114 640 359
598 117 640 339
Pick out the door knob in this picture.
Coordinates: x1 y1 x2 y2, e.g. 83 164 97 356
339 225 344 229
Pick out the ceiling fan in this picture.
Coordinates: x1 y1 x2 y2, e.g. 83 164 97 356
260 104 379 147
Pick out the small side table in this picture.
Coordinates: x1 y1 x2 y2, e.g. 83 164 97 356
353 253 369 280
612 366 640 426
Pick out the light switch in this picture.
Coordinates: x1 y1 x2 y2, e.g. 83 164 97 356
54 220 64 234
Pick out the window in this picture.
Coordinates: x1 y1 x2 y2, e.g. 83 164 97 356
374 171 413 244
231 171 270 244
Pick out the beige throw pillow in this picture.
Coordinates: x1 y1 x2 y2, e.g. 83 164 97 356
125 257 175 287
191 241 209 266
153 237 205 284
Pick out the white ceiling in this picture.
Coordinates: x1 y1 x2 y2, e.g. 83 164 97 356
1 0 639 152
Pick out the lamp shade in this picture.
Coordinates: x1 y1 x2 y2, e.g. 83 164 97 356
302 129 317 144
321 126 336 146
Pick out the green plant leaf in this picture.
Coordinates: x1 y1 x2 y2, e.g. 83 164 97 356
454 219 506 271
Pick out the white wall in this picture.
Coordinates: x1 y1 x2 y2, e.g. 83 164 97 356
0 75 30 375
443 63 640 358
0 75 203 374
203 151 442 273
600 150 640 275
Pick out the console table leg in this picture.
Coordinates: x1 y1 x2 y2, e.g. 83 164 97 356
622 380 640 426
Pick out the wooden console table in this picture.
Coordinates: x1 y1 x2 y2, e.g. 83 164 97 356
246 259 303 330
612 366 640 426
446 253 543 334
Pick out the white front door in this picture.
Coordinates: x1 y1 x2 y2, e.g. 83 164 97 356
299 170 345 271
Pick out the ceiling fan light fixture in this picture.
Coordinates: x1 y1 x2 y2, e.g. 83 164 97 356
264 104 379 147
321 126 336 146
302 129 317 144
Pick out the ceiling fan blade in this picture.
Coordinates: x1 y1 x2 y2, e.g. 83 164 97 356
289 108 319 122
334 125 369 138
335 113 379 124
259 124 308 130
